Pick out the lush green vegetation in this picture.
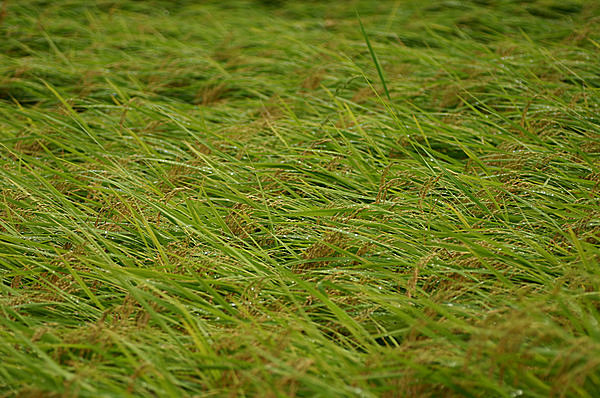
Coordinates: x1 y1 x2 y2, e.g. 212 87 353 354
1 0 599 396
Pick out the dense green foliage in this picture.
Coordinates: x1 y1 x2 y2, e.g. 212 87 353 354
1 0 599 396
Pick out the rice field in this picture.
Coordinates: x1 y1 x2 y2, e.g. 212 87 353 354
1 0 599 396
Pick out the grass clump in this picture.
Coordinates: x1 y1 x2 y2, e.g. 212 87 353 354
1 0 600 396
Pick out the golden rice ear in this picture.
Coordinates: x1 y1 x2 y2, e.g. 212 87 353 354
296 231 346 271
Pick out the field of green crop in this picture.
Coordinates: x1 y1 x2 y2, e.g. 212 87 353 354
1 0 599 396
